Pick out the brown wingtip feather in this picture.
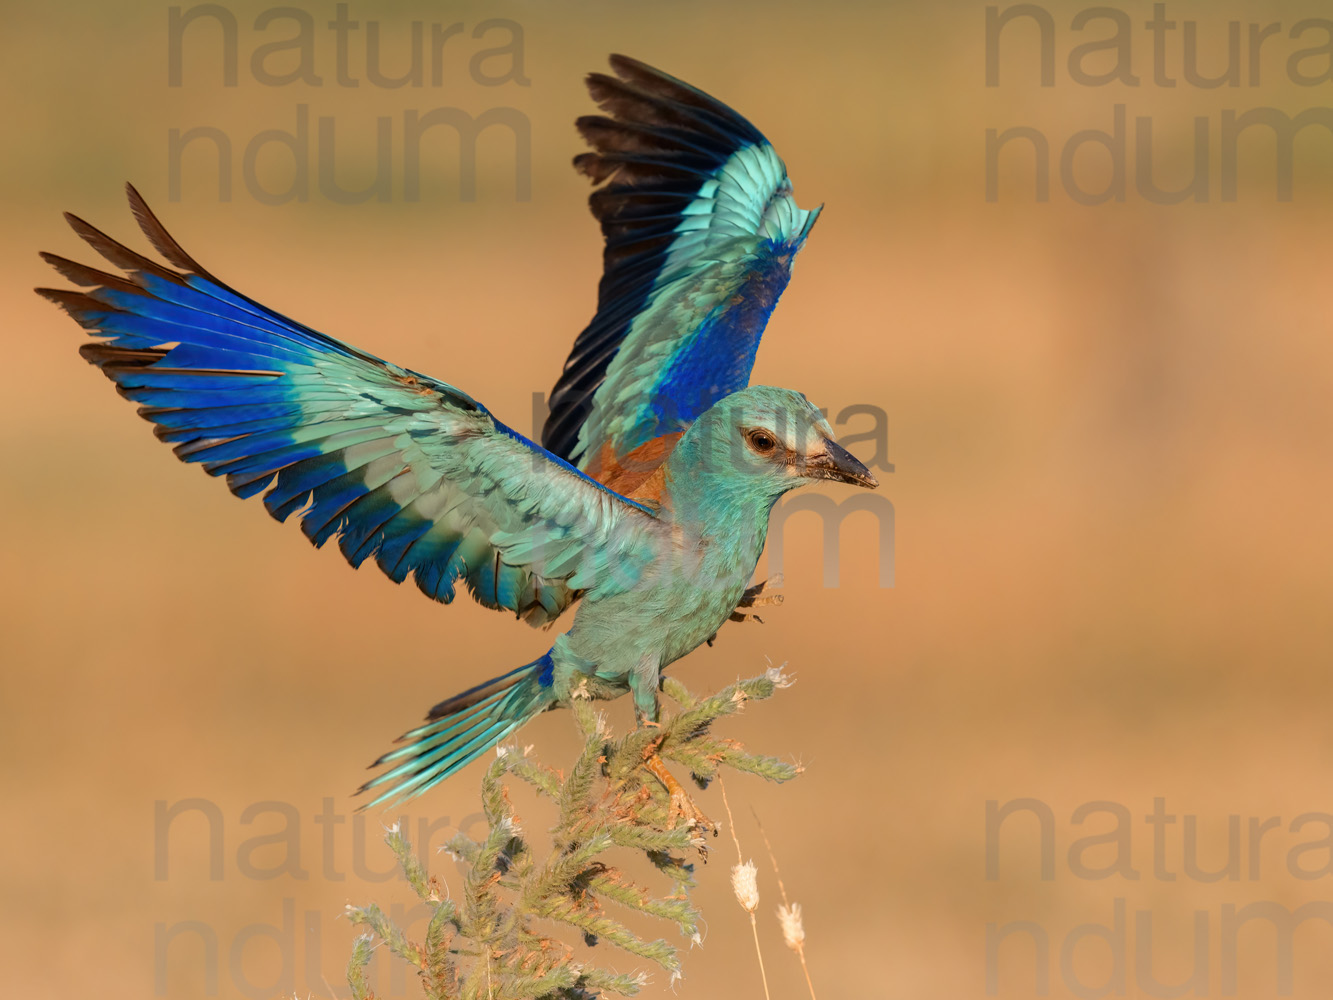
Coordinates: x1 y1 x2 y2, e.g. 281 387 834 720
605 54 678 88
606 52 641 73
605 54 691 99
572 151 618 184
600 54 731 119
78 342 167 369
39 251 143 295
34 286 98 321
578 67 738 176
125 182 205 274
575 114 680 157
61 209 181 283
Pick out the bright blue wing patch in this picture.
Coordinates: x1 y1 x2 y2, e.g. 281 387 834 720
39 185 659 626
542 54 820 467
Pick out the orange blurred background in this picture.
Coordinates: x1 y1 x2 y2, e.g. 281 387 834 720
4 1 1333 997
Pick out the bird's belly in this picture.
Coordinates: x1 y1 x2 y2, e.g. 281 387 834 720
657 581 746 663
569 573 749 678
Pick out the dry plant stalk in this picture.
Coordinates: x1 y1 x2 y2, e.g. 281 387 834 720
753 808 819 1000
720 778 771 1000
344 666 800 999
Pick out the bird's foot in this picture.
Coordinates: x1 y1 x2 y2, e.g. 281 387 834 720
728 574 784 624
644 752 715 837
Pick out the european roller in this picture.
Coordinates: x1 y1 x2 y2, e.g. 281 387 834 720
37 55 878 821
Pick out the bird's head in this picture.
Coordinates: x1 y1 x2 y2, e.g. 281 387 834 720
673 386 879 502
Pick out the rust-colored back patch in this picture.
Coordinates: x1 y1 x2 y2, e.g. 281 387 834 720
591 432 684 501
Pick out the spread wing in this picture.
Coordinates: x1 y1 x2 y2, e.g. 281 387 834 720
542 54 821 474
37 186 660 626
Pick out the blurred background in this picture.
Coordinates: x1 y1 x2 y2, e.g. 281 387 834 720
4 1 1333 997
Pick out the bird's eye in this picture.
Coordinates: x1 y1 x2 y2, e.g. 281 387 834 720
746 429 778 455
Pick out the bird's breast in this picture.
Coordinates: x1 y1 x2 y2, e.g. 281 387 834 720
566 499 771 674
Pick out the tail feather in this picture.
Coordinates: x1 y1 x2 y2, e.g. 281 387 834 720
357 653 556 810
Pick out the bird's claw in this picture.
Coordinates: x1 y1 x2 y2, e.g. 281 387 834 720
738 574 784 606
728 575 784 625
645 753 716 837
665 786 716 836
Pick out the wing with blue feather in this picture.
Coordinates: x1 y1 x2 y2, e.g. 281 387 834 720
38 186 659 626
541 54 821 476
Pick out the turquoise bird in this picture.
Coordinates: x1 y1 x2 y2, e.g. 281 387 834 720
37 56 877 818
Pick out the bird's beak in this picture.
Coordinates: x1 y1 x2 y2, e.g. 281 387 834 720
801 439 879 489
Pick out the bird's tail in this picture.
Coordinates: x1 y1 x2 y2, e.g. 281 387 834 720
357 651 557 810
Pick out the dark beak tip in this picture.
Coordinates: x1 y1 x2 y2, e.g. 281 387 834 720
820 439 878 489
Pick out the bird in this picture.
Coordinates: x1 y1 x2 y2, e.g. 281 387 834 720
36 55 878 820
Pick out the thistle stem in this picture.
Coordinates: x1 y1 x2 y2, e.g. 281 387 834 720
749 910 773 1000
721 778 771 1000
